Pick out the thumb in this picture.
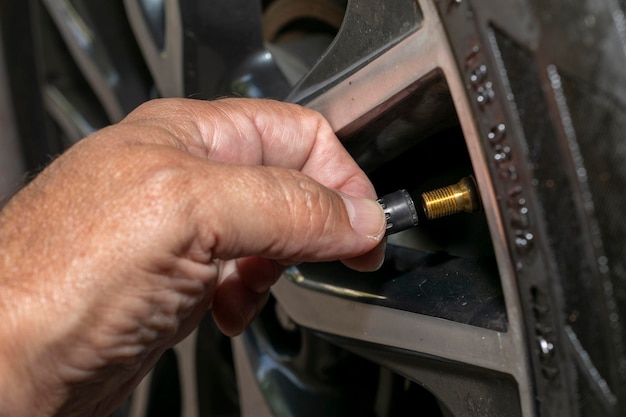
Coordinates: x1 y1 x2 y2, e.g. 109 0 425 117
188 163 386 337
188 163 386 268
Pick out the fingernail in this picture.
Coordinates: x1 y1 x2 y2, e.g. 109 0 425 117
341 195 386 239
372 242 387 271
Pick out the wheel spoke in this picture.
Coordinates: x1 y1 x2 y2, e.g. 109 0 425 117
42 84 104 144
274 272 514 374
128 371 152 417
41 0 151 121
273 272 533 416
286 0 423 107
231 336 274 417
174 331 200 417
41 0 122 120
293 16 438 135
124 0 183 98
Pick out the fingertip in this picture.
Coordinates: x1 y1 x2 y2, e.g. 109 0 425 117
341 240 387 272
237 257 284 294
212 277 271 337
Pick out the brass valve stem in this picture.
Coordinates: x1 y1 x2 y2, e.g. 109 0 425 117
421 176 480 220
377 176 481 235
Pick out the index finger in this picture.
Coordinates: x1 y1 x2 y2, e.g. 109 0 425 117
123 98 376 199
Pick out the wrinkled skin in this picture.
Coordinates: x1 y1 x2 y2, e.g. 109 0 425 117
0 98 385 417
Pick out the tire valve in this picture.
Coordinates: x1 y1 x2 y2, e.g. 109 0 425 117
377 176 481 236
377 189 419 236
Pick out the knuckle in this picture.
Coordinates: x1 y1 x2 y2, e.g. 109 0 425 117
124 154 193 221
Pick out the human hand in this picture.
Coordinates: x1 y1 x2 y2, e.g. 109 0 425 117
0 98 385 417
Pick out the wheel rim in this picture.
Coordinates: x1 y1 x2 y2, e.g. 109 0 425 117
270 0 533 415
20 0 538 416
